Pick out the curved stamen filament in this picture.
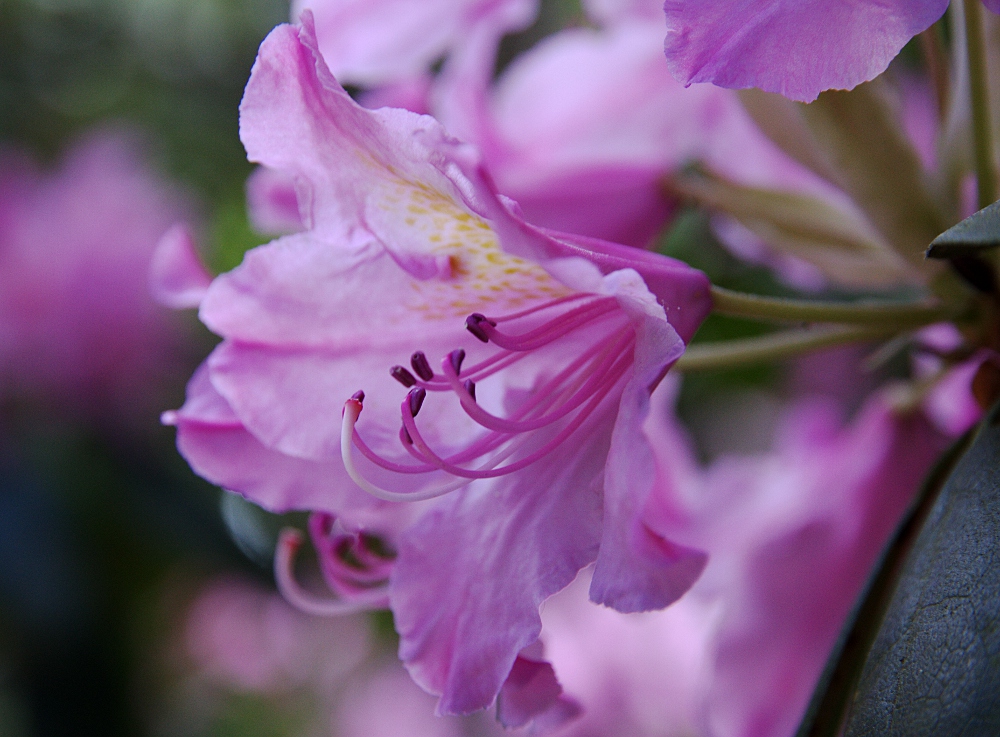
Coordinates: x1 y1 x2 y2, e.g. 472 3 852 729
490 292 595 323
480 299 619 352
274 528 388 616
341 399 522 501
442 329 635 434
400 351 632 479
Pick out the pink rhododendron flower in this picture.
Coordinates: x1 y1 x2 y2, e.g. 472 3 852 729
0 131 195 423
540 385 950 737
663 0 1000 102
165 14 712 716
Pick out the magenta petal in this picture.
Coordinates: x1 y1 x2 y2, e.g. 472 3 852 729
983 0 1000 12
663 0 949 102
589 279 706 612
390 417 611 715
149 223 212 309
496 655 582 732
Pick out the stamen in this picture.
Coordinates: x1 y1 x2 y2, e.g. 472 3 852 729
407 387 426 417
391 366 417 387
466 313 496 343
308 514 394 596
343 292 641 502
341 398 522 501
440 330 634 434
351 390 365 403
274 528 388 616
410 351 434 381
399 366 626 479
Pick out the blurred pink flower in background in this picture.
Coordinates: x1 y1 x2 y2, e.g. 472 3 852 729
538 384 951 737
0 130 197 425
291 0 536 89
185 576 370 694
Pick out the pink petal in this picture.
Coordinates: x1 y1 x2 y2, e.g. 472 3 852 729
245 167 303 234
390 415 611 714
663 0 948 102
149 223 212 309
293 0 536 87
589 272 706 612
496 655 581 732
168 363 398 526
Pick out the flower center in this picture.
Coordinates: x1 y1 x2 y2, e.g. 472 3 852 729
342 293 636 502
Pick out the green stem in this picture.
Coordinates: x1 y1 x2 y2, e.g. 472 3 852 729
964 0 997 209
710 285 961 326
919 24 949 121
675 325 898 372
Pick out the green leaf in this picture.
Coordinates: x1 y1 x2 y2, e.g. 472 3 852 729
800 82 948 270
842 402 1000 735
798 401 1000 736
669 167 918 288
926 199 1000 258
794 430 972 737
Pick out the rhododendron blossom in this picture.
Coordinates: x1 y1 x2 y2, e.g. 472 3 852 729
663 0 1000 102
164 15 712 716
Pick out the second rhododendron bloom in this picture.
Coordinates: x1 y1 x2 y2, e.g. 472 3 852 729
165 14 712 716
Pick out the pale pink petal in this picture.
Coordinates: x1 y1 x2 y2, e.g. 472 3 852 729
663 0 948 102
390 414 611 714
246 167 303 234
438 19 729 246
149 223 212 308
293 0 536 87
167 363 398 526
922 359 983 437
589 271 706 612
359 74 433 115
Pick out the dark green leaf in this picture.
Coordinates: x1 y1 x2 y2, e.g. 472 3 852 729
927 200 1000 258
794 429 971 737
842 402 1000 735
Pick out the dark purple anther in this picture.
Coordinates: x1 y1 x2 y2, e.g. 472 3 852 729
463 379 476 402
448 349 466 375
465 313 497 343
400 426 413 445
351 390 366 403
391 366 417 387
407 387 426 417
410 351 434 381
